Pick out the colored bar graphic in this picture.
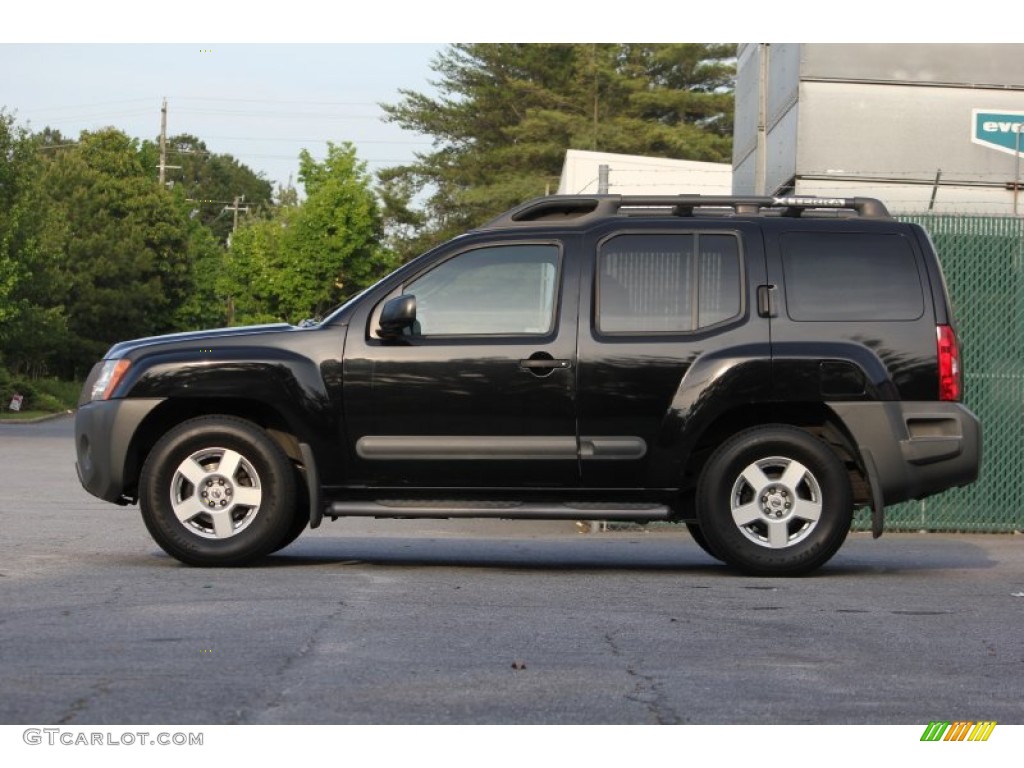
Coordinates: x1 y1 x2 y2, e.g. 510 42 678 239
968 722 997 742
921 722 950 741
945 721 973 741
920 720 997 742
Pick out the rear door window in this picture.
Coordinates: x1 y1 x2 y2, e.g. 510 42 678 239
597 232 741 334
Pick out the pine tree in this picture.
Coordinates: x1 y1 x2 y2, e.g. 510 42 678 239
381 43 736 258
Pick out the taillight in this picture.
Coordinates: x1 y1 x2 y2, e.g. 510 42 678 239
936 325 961 402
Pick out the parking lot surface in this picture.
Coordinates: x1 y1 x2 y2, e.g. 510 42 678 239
1 415 1021 725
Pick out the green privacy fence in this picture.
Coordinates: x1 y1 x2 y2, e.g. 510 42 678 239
875 214 1024 532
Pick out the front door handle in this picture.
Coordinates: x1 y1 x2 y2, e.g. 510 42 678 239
519 353 572 377
519 358 572 370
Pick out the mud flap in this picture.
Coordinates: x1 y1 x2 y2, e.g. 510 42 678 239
860 449 886 538
298 442 323 529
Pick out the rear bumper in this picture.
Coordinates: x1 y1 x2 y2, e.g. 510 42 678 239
829 401 982 507
74 398 164 504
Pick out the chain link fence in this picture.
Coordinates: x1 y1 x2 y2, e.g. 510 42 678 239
872 214 1024 532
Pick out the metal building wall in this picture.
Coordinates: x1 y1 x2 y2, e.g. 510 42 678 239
731 44 761 194
733 44 1024 214
557 149 731 196
733 43 802 197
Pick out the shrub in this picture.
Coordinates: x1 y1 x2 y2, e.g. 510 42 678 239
0 373 80 413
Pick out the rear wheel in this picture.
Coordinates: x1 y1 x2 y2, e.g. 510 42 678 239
140 416 298 566
696 425 853 576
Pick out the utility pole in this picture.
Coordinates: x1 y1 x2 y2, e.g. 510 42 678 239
755 44 769 196
158 97 168 187
157 97 181 188
225 195 249 231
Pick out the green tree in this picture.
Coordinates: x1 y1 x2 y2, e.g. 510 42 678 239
381 43 735 256
170 216 230 331
0 116 281 379
376 168 430 262
218 204 297 325
224 142 394 325
0 112 37 327
153 134 274 245
0 114 74 376
16 128 198 375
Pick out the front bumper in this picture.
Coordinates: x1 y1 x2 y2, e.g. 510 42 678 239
74 398 165 504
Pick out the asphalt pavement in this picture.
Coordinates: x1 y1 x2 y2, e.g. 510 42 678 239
1 414 1022 726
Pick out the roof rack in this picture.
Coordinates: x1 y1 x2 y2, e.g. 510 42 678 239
479 194 892 229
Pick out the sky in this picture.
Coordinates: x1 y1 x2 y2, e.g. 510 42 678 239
0 44 444 191
2 2 1017 193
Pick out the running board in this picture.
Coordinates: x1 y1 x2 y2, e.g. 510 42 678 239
325 500 673 522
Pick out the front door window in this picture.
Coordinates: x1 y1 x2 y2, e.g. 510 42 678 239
406 244 560 337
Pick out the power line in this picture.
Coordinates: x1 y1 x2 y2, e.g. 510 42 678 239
174 108 384 120
174 96 384 107
17 109 154 126
196 135 430 145
14 98 154 114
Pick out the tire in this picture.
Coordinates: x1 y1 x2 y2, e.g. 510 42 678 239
139 416 298 566
270 513 308 554
696 425 853 577
269 469 310 554
684 522 724 562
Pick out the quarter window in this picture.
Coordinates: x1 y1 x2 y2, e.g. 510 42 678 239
781 232 924 321
598 233 741 334
405 244 560 336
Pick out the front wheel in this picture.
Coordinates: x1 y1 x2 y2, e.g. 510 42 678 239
684 522 723 562
269 469 310 554
139 416 298 566
696 425 853 577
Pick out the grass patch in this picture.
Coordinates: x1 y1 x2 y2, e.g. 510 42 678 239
0 409 70 422
2 375 82 415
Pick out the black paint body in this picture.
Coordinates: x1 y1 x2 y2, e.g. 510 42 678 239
74 198 981 528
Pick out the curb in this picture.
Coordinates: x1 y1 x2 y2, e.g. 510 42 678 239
0 410 75 425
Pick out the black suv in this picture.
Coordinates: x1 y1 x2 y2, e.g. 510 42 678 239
74 194 981 575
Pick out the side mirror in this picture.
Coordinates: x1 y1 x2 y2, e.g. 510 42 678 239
378 294 417 338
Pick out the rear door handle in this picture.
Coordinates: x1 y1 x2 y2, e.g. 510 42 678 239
757 285 777 318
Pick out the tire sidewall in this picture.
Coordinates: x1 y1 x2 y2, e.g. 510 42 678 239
685 522 724 562
697 426 853 576
270 469 309 554
140 417 296 566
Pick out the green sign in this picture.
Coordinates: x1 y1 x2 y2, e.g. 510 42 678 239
973 109 1024 156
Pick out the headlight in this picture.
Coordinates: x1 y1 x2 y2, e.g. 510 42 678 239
90 359 132 401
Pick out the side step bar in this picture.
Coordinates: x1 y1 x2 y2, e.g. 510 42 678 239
326 500 673 522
